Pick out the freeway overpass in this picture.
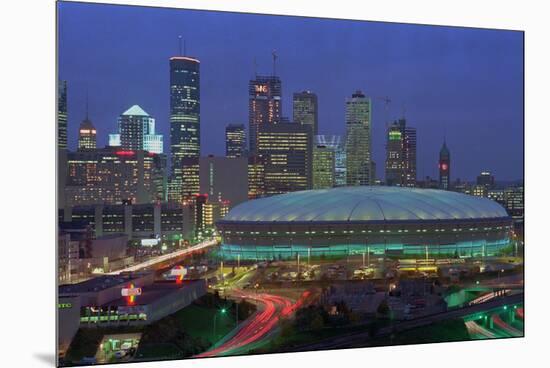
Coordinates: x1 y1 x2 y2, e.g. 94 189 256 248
285 292 524 352
108 239 218 275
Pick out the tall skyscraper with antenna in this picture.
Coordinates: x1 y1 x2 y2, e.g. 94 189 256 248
248 52 282 155
169 36 201 200
78 95 97 150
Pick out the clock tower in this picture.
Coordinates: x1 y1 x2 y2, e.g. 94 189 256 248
439 140 451 190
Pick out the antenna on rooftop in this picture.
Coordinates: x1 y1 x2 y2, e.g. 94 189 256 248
272 49 278 76
85 85 89 120
178 35 184 56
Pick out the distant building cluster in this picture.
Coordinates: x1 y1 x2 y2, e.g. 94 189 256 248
57 48 523 274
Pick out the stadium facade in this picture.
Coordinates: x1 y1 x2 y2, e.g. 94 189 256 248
216 187 513 260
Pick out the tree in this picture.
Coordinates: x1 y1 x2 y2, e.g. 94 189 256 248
377 299 390 317
311 313 325 331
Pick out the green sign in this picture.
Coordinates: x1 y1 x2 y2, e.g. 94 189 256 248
58 303 72 309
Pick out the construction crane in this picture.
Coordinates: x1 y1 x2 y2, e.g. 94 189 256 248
375 96 392 129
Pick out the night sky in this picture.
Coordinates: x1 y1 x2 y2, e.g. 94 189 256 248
58 1 524 182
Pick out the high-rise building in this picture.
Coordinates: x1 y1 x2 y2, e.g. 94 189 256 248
115 105 163 154
345 91 372 186
439 140 451 190
315 135 346 187
477 171 495 189
504 185 524 229
257 122 312 195
293 91 318 135
248 75 282 155
169 55 201 201
225 124 247 158
65 147 165 206
78 118 97 150
385 119 417 187
247 155 265 200
58 80 68 150
312 145 335 189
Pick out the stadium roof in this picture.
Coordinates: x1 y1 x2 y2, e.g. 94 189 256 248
221 186 509 223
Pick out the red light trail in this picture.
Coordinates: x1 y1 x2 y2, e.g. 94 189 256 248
196 290 311 357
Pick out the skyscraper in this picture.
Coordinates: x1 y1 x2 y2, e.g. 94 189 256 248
312 145 335 189
247 155 265 200
78 118 97 150
248 75 282 155
477 171 495 189
65 147 165 206
116 105 163 154
225 124 247 158
315 135 346 186
257 122 312 195
293 90 318 135
58 80 68 150
170 55 201 200
345 91 372 186
439 140 451 190
385 118 416 187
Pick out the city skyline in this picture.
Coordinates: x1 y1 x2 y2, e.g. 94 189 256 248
58 2 523 182
56 3 524 365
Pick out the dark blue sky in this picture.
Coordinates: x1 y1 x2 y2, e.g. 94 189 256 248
58 1 523 182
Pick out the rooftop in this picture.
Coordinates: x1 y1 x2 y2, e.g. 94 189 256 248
221 186 509 224
59 272 150 294
122 105 149 117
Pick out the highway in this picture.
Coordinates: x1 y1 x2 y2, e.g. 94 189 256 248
108 239 217 275
284 292 523 352
196 290 310 357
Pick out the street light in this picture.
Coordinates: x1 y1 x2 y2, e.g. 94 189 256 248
213 308 227 340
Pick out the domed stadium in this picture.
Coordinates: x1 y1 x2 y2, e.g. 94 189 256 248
216 187 513 260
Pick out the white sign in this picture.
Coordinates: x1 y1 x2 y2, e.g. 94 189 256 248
170 267 187 277
141 238 160 247
121 287 142 297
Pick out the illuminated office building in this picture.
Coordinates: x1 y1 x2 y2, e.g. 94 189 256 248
58 80 68 150
247 155 266 199
472 184 488 198
315 135 346 186
257 122 312 195
77 118 97 150
225 123 247 158
477 171 495 190
65 147 165 206
169 55 201 200
312 145 335 189
504 185 524 229
385 119 417 187
439 140 451 190
345 91 372 186
293 90 318 135
114 105 163 154
248 75 282 155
